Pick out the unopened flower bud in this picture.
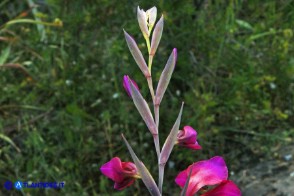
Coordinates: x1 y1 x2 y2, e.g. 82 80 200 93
123 75 139 97
146 7 157 29
137 6 149 38
137 6 158 38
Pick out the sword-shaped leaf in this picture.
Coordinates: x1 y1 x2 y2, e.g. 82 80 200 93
0 46 11 65
150 15 164 56
124 30 150 77
155 48 177 105
122 134 161 196
129 78 157 135
159 103 184 165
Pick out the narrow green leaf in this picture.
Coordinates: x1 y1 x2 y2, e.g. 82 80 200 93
129 78 157 135
5 18 62 27
159 102 184 165
236 19 253 30
0 133 21 152
249 30 277 41
121 134 161 196
27 0 46 41
124 30 150 77
0 46 11 65
155 48 177 105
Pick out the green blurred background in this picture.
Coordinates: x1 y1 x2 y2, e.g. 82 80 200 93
0 0 293 195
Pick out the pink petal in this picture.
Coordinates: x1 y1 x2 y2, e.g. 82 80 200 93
114 178 136 190
123 75 130 96
182 143 202 150
177 126 202 150
175 156 228 196
100 157 140 191
100 157 124 182
177 126 197 144
121 161 138 176
202 180 241 196
175 169 188 187
131 79 139 91
123 75 139 97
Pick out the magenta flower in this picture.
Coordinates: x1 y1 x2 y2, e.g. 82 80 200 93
175 156 241 196
176 126 202 150
202 180 241 196
123 75 139 97
100 157 140 190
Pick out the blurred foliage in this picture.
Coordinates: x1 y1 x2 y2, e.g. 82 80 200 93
0 0 294 195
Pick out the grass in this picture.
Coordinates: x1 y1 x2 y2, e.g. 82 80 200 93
0 0 294 195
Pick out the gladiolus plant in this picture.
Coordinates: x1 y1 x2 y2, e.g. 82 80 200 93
100 6 241 196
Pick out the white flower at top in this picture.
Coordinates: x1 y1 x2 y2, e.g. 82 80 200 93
137 6 157 38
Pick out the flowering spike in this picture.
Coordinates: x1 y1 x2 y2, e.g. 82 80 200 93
128 78 157 135
177 126 202 150
121 134 161 196
155 48 177 105
159 102 184 165
137 6 149 38
100 157 139 190
123 30 150 77
123 75 139 97
150 15 164 56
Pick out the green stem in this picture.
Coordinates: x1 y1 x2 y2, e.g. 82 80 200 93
145 34 163 194
154 104 159 131
146 37 151 54
145 37 154 72
4 19 62 28
147 76 155 103
148 55 153 73
158 163 165 194
153 134 160 159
